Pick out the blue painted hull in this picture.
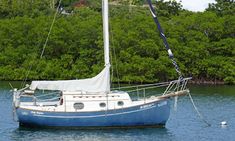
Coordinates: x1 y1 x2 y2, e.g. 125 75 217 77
16 99 170 128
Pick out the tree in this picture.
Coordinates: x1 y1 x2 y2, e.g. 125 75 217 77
206 0 235 16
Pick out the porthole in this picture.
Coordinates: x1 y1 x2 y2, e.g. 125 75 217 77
74 102 84 110
117 101 124 106
100 102 106 107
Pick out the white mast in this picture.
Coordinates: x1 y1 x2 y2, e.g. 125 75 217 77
103 0 110 66
102 0 110 92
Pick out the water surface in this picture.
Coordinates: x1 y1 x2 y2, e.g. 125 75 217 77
0 81 235 141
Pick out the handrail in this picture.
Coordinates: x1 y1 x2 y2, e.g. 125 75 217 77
126 83 169 93
123 77 192 100
35 91 61 98
111 77 192 90
16 89 61 104
112 81 170 90
36 96 61 102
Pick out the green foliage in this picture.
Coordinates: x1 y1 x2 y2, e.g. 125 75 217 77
0 0 234 84
153 0 183 17
206 0 235 16
0 0 55 18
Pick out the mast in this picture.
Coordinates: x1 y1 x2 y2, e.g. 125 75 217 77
102 0 110 92
103 0 110 66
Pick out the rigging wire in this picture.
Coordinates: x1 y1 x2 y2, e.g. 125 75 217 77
40 0 62 59
110 33 121 89
20 0 62 89
109 14 121 89
20 65 33 89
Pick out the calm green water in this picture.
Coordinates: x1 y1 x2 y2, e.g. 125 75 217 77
0 81 235 141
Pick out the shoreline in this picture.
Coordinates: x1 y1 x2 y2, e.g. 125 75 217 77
189 80 225 85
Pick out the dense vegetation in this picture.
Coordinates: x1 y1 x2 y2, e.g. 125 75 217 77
0 0 234 84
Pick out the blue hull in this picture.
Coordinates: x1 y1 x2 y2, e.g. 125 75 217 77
16 99 170 128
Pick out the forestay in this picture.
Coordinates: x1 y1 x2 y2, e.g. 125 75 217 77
30 66 110 94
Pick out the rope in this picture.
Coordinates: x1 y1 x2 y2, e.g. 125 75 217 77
188 92 211 126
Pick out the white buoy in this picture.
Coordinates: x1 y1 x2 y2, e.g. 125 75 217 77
221 121 227 126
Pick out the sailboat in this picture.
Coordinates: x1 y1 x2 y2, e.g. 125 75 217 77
12 0 191 128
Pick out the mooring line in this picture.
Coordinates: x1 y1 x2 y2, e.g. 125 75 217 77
188 92 211 126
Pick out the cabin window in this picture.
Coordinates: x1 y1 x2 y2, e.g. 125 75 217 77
99 102 106 107
117 101 124 106
74 102 84 110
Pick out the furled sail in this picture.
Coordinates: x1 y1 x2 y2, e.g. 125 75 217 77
30 0 111 94
30 65 110 93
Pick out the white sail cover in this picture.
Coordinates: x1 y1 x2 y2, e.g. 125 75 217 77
30 0 111 94
30 66 110 93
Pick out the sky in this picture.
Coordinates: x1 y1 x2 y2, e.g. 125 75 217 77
166 0 216 12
